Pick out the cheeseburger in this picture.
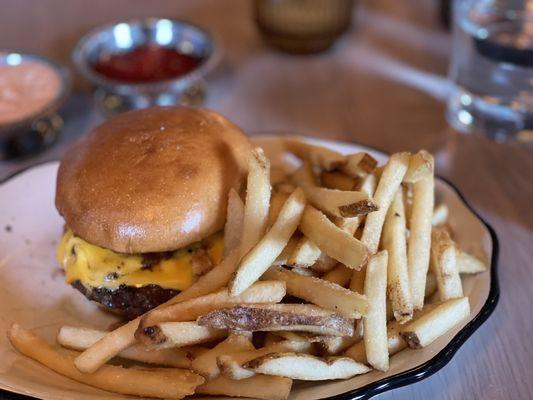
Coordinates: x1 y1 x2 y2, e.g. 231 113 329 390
55 107 251 319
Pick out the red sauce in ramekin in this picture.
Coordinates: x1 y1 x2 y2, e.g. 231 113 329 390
92 45 202 83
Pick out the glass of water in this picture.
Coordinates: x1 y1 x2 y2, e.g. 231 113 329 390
447 0 532 142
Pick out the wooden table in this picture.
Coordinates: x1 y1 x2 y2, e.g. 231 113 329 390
1 1 532 399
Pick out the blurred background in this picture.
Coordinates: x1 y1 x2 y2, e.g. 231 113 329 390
0 0 453 161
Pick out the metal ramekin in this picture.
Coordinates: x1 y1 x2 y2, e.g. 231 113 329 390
72 18 220 115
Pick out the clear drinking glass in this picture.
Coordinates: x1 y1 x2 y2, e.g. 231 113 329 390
446 0 533 142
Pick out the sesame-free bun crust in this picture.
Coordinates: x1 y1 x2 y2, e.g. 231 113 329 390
56 107 251 253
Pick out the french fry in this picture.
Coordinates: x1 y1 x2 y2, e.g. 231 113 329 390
301 185 378 218
272 234 299 266
457 250 487 274
361 152 410 253
400 297 470 348
287 236 321 267
262 266 368 318
431 228 463 300
322 264 353 287
358 172 377 197
264 332 283 346
284 139 346 171
271 331 313 342
197 304 355 336
196 374 293 400
143 321 226 348
407 161 434 310
403 150 433 183
74 319 139 373
8 324 203 399
276 182 296 194
340 152 378 178
310 252 338 273
403 183 413 227
244 352 370 380
315 335 362 356
383 191 413 323
57 326 205 368
172 250 243 306
425 272 438 298
240 147 272 257
217 355 256 380
224 188 245 257
230 188 306 296
191 333 254 379
363 251 389 371
345 319 407 364
137 281 286 340
220 339 314 365
432 203 449 226
291 265 319 276
349 269 365 294
320 171 359 191
291 161 318 187
217 339 313 380
299 206 369 269
270 166 289 186
343 340 366 364
268 191 290 227
332 216 362 236
386 319 409 355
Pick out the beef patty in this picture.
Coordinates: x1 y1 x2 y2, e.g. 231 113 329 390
72 281 179 319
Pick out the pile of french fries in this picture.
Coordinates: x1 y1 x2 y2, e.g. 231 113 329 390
8 139 488 400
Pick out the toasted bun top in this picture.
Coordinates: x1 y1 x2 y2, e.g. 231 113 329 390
56 106 251 253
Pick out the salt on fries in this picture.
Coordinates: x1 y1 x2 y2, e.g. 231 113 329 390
8 139 485 400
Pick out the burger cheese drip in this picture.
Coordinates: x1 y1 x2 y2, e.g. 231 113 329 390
57 230 223 290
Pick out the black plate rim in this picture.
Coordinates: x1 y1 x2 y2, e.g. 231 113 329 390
0 138 499 400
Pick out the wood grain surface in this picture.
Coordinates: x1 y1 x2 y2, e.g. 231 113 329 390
1 1 532 399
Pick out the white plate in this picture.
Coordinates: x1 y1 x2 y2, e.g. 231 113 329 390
0 135 498 400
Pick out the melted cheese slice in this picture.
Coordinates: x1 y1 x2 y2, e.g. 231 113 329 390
57 230 224 290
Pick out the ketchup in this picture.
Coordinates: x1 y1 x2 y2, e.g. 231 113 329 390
92 45 202 83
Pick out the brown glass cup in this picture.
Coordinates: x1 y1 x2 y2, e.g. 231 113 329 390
254 0 355 54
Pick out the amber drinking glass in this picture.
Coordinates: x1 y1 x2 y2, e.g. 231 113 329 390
254 0 355 54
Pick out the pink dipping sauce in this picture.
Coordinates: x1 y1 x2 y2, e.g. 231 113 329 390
0 61 61 125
